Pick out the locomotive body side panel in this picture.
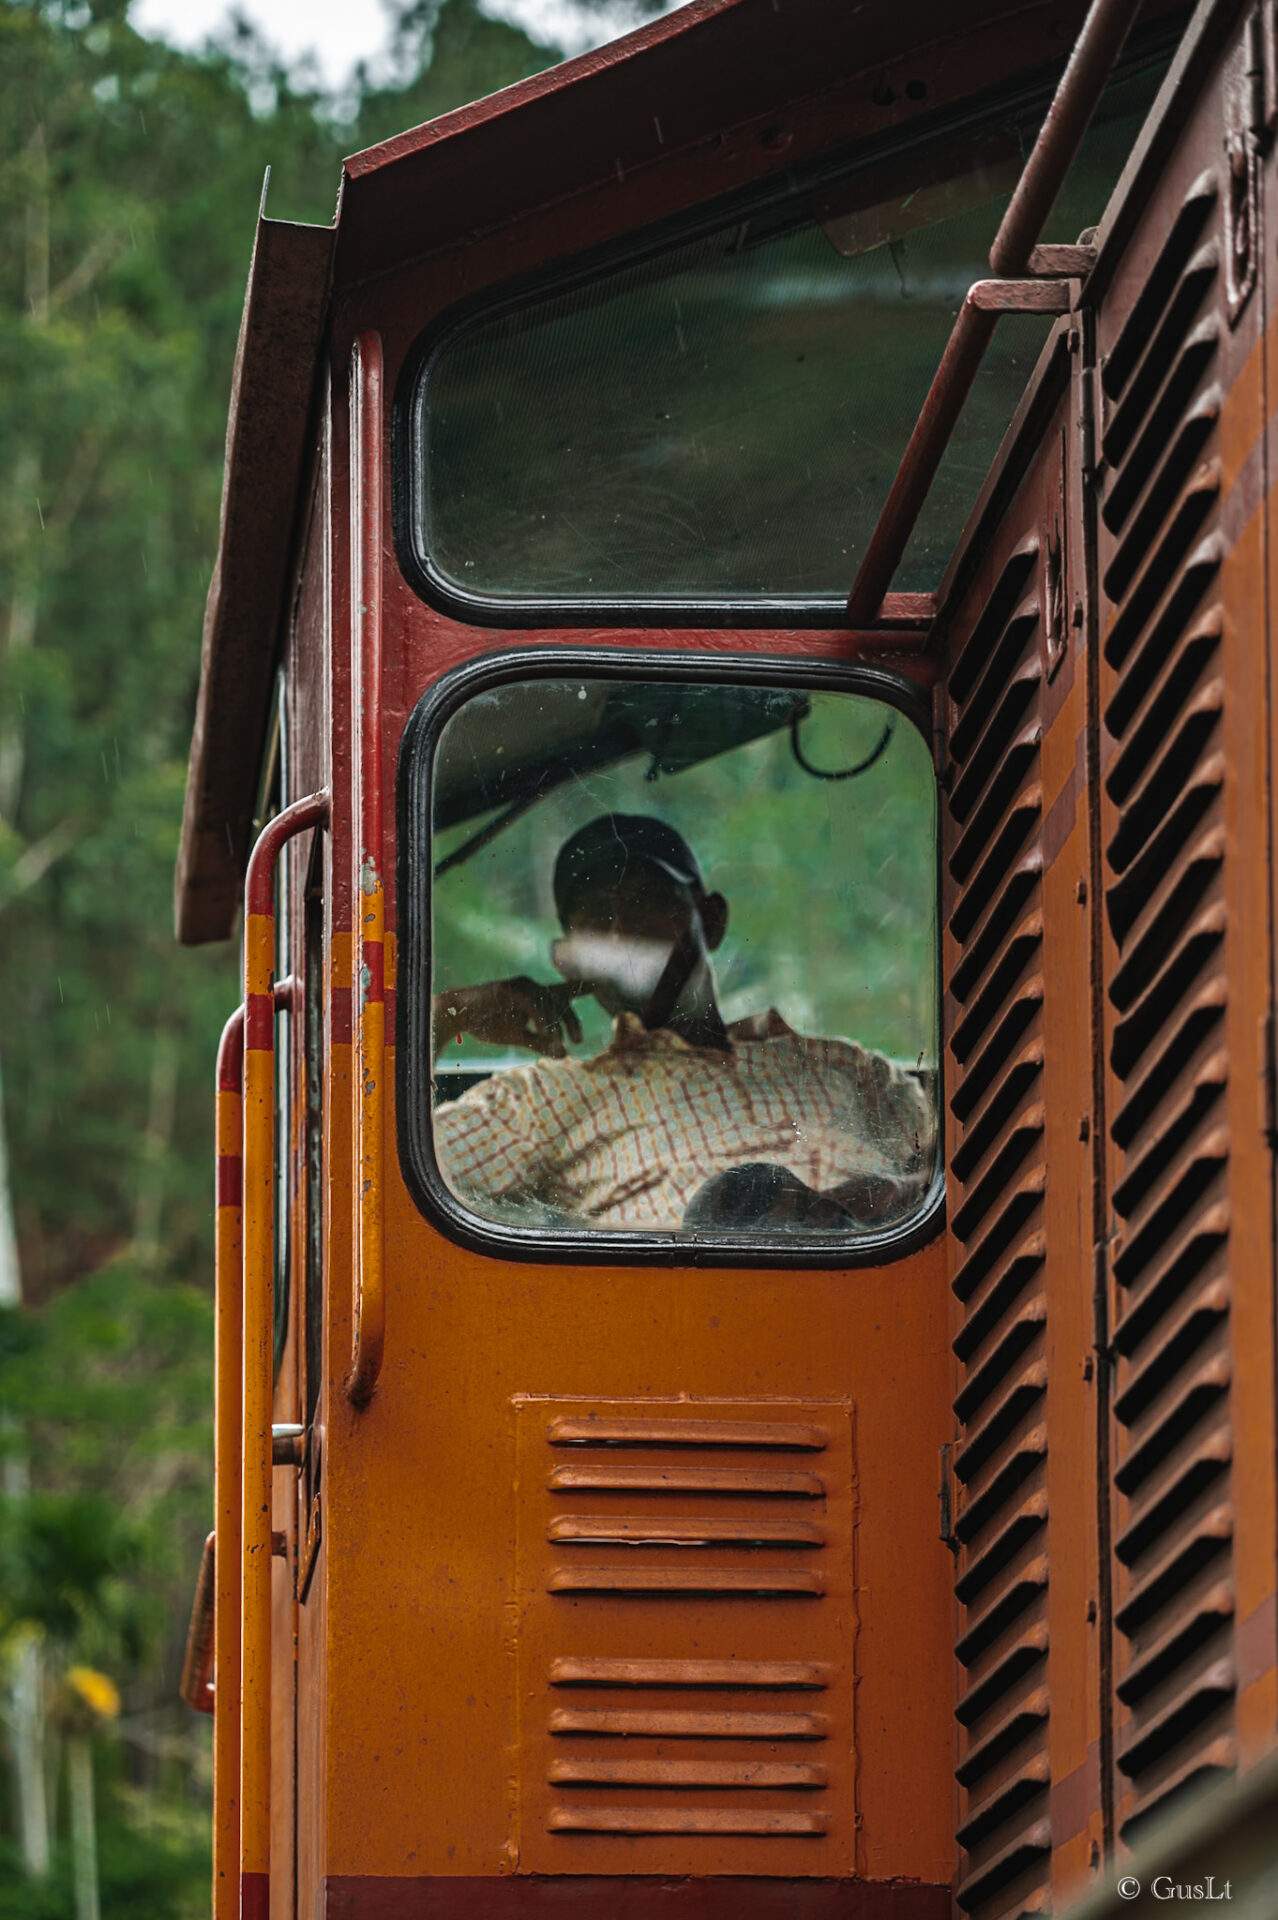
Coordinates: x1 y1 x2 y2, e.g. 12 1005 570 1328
939 345 1110 1920
1090 0 1278 1848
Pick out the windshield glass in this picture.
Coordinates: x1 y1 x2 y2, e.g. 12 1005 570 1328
424 675 939 1248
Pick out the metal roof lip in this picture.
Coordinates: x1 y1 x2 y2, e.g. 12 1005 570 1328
340 0 734 185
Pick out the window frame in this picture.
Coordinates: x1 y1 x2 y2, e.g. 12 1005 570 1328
396 645 945 1268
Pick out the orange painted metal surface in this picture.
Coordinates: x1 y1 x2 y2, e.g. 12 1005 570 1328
512 1395 858 1874
314 1163 956 1885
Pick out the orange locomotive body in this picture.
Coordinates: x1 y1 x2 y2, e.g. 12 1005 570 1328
177 0 1278 1914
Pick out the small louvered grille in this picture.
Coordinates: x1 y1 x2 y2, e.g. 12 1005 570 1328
513 1399 856 1874
1097 165 1237 1843
944 542 1050 1920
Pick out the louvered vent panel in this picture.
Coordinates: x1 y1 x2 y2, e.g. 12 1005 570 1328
1096 166 1237 1845
513 1399 856 1875
944 547 1050 1920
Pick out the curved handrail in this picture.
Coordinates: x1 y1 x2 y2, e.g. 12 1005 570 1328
240 790 328 1920
346 331 386 1407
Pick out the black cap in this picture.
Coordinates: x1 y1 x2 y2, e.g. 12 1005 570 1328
552 814 705 925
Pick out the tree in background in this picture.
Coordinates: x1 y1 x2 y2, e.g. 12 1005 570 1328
0 0 572 1909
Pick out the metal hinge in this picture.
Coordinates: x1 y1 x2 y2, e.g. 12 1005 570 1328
939 1443 958 1553
1078 355 1098 480
932 680 952 793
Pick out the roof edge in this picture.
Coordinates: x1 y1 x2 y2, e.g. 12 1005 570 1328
341 0 729 183
175 208 335 945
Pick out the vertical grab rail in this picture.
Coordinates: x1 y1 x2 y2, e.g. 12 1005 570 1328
347 331 386 1407
241 791 329 1920
845 0 1147 621
212 1007 244 1920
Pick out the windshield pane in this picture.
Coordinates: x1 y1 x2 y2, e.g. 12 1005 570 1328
410 56 1169 606
426 676 939 1246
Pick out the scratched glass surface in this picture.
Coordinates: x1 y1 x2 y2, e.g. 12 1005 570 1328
428 679 939 1241
413 62 1167 603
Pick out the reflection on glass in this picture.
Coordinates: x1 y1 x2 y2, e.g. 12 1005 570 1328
429 678 939 1244
413 61 1169 602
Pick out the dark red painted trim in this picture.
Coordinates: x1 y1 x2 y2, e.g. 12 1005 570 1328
244 993 275 1052
331 984 354 1045
217 1004 244 1093
216 1157 243 1208
324 1876 952 1918
355 336 385 925
242 1870 269 1919
244 789 330 916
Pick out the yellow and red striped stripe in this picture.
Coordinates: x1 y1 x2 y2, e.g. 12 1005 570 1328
212 1006 243 1920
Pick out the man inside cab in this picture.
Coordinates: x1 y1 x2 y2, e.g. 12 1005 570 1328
431 812 933 1234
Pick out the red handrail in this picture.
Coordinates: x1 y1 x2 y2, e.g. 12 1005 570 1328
846 0 1149 623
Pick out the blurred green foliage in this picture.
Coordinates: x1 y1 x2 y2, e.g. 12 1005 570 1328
0 0 560 1910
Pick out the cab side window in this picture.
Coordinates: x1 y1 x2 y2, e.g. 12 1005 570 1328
411 672 939 1256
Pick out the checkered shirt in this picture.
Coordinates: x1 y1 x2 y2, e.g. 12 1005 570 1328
434 1008 931 1231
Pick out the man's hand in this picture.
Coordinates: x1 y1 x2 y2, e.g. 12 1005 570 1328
434 978 585 1060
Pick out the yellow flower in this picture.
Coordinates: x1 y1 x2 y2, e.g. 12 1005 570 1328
65 1667 120 1720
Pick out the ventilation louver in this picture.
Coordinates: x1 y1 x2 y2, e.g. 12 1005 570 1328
943 541 1051 1920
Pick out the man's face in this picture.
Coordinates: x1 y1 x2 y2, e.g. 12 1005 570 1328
553 863 703 1018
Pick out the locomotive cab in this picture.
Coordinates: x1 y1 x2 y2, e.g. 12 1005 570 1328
178 0 1278 1914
